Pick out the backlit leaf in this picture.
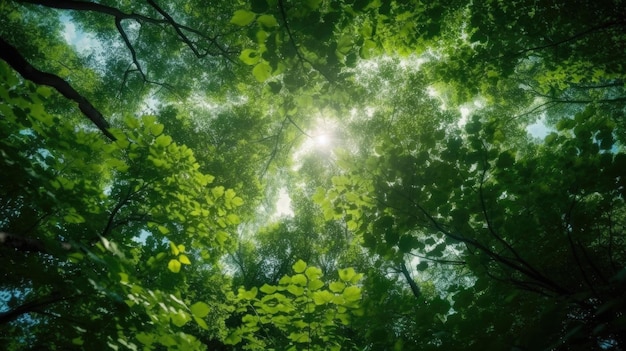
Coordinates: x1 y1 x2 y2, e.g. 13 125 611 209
190 301 210 318
178 254 191 265
168 259 181 273
252 62 272 82
292 259 307 273
257 14 278 28
231 10 255 26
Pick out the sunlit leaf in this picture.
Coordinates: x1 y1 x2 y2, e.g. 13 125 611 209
291 274 307 286
329 281 345 293
167 259 181 273
169 242 179 256
239 49 260 65
230 10 255 26
342 286 361 302
194 316 209 330
178 254 191 265
190 302 210 318
252 62 272 82
338 267 356 282
260 284 277 294
150 123 164 136
171 310 189 327
257 14 278 28
292 259 307 273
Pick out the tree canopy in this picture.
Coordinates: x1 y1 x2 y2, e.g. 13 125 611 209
1 0 625 350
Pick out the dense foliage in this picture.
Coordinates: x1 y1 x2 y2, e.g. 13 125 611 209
1 0 625 350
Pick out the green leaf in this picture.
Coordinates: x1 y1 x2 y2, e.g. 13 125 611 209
227 213 241 224
170 242 180 256
287 284 304 296
289 332 311 343
293 259 307 273
136 333 154 345
308 279 324 291
158 335 177 347
312 290 334 305
291 273 307 286
168 259 181 273
329 281 345 293
231 196 244 207
342 286 361 302
260 284 277 294
171 310 189 327
225 188 237 200
224 329 243 345
119 272 129 283
239 49 260 65
212 186 225 199
338 267 356 282
150 123 164 136
257 14 278 28
252 62 272 82
190 301 211 318
178 254 191 265
155 134 172 147
194 316 209 330
240 287 258 300
231 10 255 26
305 266 322 280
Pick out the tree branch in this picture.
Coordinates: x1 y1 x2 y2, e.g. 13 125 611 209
0 231 46 253
0 36 116 140
276 0 334 82
513 21 626 57
389 186 571 296
0 291 66 325
399 261 421 299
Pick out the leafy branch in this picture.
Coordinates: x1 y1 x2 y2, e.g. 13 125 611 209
276 0 334 82
0 36 116 140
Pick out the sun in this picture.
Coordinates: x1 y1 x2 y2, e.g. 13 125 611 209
314 133 331 147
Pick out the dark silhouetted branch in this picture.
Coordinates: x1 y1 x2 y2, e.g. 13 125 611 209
0 37 116 140
400 261 421 299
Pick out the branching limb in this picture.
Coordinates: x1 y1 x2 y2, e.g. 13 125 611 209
390 187 571 296
408 252 466 265
477 167 548 282
276 0 334 82
261 116 289 178
0 291 67 325
513 20 626 57
0 36 116 140
0 231 46 253
399 261 421 299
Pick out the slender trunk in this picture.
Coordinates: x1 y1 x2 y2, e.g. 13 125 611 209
400 262 421 299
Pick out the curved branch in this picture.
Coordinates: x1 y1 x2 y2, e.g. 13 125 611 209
0 291 66 325
16 0 166 25
0 37 116 140
513 21 626 57
388 187 571 296
400 261 421 299
277 0 334 82
478 168 548 282
286 115 311 138
0 231 46 252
